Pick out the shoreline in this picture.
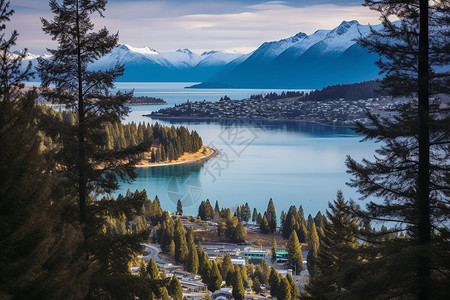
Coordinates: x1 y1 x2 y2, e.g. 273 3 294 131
145 115 355 129
135 146 218 168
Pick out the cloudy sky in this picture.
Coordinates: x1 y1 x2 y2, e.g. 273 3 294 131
10 0 382 55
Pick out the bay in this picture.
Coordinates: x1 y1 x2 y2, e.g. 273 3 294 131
115 82 379 218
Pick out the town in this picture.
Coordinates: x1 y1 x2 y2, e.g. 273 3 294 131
148 94 399 127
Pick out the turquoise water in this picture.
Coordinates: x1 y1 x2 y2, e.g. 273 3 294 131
115 83 379 218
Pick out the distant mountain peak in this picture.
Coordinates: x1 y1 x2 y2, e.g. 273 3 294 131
176 48 193 54
333 20 360 35
119 44 159 55
201 50 219 56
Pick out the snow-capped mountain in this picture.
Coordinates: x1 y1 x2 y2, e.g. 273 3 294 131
192 20 385 89
21 20 388 88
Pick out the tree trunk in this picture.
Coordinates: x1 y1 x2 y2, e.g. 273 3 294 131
417 0 430 299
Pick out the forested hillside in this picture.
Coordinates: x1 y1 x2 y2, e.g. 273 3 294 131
40 106 203 163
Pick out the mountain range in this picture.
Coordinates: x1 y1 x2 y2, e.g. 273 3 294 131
21 20 384 89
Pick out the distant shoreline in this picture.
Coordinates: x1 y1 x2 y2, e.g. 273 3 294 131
135 146 218 168
144 115 354 129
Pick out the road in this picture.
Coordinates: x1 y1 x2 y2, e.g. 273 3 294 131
141 243 169 265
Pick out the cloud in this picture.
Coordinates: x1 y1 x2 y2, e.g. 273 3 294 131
9 0 381 55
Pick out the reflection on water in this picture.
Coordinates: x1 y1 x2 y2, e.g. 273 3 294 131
136 163 204 178
154 118 357 137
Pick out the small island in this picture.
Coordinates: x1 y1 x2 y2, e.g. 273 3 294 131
127 96 167 105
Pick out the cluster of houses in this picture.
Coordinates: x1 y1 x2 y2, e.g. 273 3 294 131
149 95 398 126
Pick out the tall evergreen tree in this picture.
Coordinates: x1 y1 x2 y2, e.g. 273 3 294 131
208 261 223 292
252 208 258 223
221 254 233 280
174 218 188 264
265 198 277 232
302 191 359 299
177 199 183 215
0 3 89 297
168 275 183 300
271 237 277 264
186 236 199 274
231 269 245 300
287 231 304 275
269 267 281 298
280 277 292 300
306 222 320 277
344 0 450 298
147 257 159 279
286 273 299 299
37 1 155 297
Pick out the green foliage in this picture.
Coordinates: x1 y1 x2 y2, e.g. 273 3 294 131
208 261 223 292
269 267 281 298
265 198 277 232
174 218 188 264
282 205 308 242
260 259 270 284
168 275 183 300
147 258 159 279
302 191 359 299
177 199 183 215
259 215 270 234
280 277 292 300
252 208 258 223
287 231 304 274
306 222 320 277
221 254 234 280
286 273 299 299
186 234 199 274
198 199 214 220
271 237 277 264
231 269 245 300
0 91 90 299
252 276 262 294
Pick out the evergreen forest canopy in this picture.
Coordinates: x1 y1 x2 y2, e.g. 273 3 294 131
40 106 203 163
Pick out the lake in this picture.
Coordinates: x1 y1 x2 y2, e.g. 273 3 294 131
113 82 379 218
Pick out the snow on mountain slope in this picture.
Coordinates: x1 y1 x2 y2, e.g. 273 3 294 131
197 50 243 66
160 49 201 68
246 32 307 61
93 44 174 69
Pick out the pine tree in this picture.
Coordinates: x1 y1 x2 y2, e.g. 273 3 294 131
186 236 199 274
343 0 450 298
269 267 281 298
177 199 183 215
271 237 277 264
37 1 154 297
286 273 299 299
208 261 223 292
221 254 234 280
231 269 245 300
287 231 304 274
252 208 258 223
147 257 159 279
280 277 292 300
302 191 359 299
0 3 89 297
174 218 188 263
260 259 270 284
168 275 183 300
306 222 320 277
234 221 246 243
253 276 262 294
260 215 270 234
265 198 277 232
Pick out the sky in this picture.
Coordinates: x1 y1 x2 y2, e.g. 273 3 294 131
10 0 382 55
